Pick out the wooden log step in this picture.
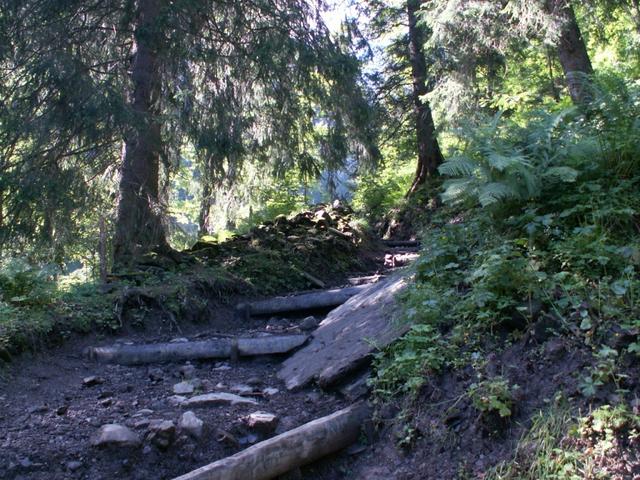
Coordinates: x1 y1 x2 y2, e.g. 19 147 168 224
347 274 386 286
235 285 371 319
173 403 371 480
85 335 309 365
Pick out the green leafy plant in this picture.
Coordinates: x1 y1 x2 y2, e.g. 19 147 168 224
372 323 452 398
468 377 519 419
579 346 625 397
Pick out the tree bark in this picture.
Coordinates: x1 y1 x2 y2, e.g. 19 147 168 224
85 334 309 365
406 0 444 197
173 403 371 480
545 0 594 105
113 0 168 265
198 182 212 234
235 285 372 320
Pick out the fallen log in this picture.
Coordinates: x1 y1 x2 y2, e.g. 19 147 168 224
347 274 386 286
235 284 371 319
86 335 309 365
173 403 370 480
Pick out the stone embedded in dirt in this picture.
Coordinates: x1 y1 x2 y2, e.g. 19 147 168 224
299 316 319 331
66 461 82 471
237 432 259 446
133 408 154 417
168 395 188 407
246 376 263 387
179 364 196 379
132 419 151 429
99 398 113 408
56 405 68 416
212 363 231 371
170 337 189 343
182 392 258 408
179 411 204 439
230 384 254 395
82 376 104 387
173 381 195 395
242 411 279 434
147 420 176 450
90 424 141 448
263 387 279 396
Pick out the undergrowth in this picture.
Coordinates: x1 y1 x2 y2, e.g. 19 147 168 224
371 76 640 471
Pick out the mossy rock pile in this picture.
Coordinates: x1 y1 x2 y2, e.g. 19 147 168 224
188 203 374 295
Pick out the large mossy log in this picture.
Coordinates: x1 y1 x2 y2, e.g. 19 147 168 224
235 285 371 319
173 403 370 480
86 335 309 365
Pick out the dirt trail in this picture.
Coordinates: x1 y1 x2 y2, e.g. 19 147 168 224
0 244 419 480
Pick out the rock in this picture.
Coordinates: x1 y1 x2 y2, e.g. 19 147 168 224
147 420 176 449
99 398 113 408
246 377 263 387
133 409 154 417
179 364 196 379
212 363 231 371
82 376 104 387
299 316 319 331
230 384 254 395
179 411 204 439
91 424 141 448
263 387 279 396
66 461 82 471
132 419 151 429
173 381 195 395
242 411 279 434
170 337 189 343
56 406 68 416
182 392 258 408
168 395 188 407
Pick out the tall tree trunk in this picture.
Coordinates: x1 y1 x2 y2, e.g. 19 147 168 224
198 182 212 235
406 0 444 197
113 0 168 265
546 0 593 105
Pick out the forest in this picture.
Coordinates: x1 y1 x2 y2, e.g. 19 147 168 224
1 0 640 479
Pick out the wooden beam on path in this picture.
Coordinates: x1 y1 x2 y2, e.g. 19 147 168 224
347 274 386 286
173 403 371 480
85 335 309 365
278 275 410 390
235 284 371 319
